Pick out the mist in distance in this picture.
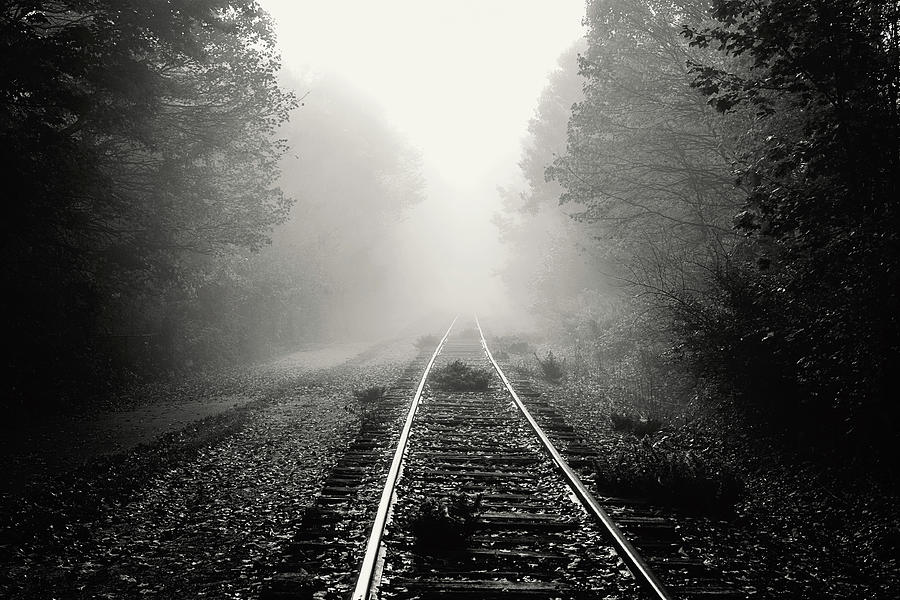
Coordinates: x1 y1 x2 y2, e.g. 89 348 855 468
251 0 589 341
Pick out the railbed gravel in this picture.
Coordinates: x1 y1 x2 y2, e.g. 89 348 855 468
494 346 900 600
1 340 418 600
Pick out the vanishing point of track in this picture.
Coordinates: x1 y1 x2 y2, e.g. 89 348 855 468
261 316 741 600
352 317 667 600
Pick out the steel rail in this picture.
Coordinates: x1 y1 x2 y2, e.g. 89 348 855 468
474 315 675 600
350 317 458 600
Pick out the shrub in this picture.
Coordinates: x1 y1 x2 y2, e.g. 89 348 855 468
458 327 481 339
594 441 743 517
534 350 565 383
492 348 510 361
507 340 531 354
414 334 439 351
495 336 531 355
351 385 386 418
411 493 482 553
430 360 492 392
610 412 663 437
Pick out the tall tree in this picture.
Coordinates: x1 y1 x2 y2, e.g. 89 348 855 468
498 42 610 322
0 1 294 405
225 74 425 348
683 0 900 451
550 0 744 304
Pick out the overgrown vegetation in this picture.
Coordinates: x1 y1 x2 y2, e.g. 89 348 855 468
500 0 900 470
534 351 565 383
594 438 743 518
1 1 295 409
494 336 532 356
351 386 387 419
414 334 439 351
492 348 510 361
610 413 662 438
429 361 492 392
0 5 426 413
410 493 482 553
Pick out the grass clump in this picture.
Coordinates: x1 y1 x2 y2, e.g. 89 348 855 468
352 385 386 418
611 412 663 437
414 334 439 351
594 441 743 517
430 360 492 392
458 327 481 339
411 493 482 553
499 336 531 355
507 340 531 354
534 350 565 383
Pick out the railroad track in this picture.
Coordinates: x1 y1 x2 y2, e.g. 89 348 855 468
261 318 741 600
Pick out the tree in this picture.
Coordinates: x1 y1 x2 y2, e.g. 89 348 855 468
211 74 427 350
549 0 745 305
498 42 611 323
683 0 900 453
0 1 294 405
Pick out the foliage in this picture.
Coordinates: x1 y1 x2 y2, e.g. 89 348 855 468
549 0 744 305
681 0 900 455
494 336 532 356
499 0 900 465
610 413 662 437
410 493 482 553
594 438 743 517
496 42 610 321
430 361 492 392
351 386 387 419
0 1 295 406
269 74 425 341
534 350 566 383
414 334 439 351
0 8 426 407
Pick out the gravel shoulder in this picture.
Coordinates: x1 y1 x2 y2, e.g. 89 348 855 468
0 336 420 599
492 343 900 600
1 338 416 499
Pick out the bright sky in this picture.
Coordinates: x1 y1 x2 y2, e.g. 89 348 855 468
258 0 586 315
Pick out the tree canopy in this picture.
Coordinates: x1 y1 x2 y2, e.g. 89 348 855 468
502 0 900 461
682 0 900 450
1 1 295 405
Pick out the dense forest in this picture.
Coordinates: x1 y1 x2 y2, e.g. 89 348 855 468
3 0 899 469
1 1 423 411
2 2 899 598
501 0 900 465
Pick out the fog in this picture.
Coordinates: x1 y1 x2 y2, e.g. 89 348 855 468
5 5 896 595
259 0 586 337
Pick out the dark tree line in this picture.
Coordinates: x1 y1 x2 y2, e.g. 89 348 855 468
680 0 900 457
1 3 426 412
2 1 295 408
504 0 900 463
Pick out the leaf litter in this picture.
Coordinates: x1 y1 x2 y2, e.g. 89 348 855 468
0 339 418 599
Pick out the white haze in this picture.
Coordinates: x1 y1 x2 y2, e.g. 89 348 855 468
258 0 585 329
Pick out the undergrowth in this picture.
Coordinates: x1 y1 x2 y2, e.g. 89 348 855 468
411 493 482 553
610 412 662 437
430 360 492 392
414 334 438 351
594 438 743 517
534 350 565 383
352 385 386 419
